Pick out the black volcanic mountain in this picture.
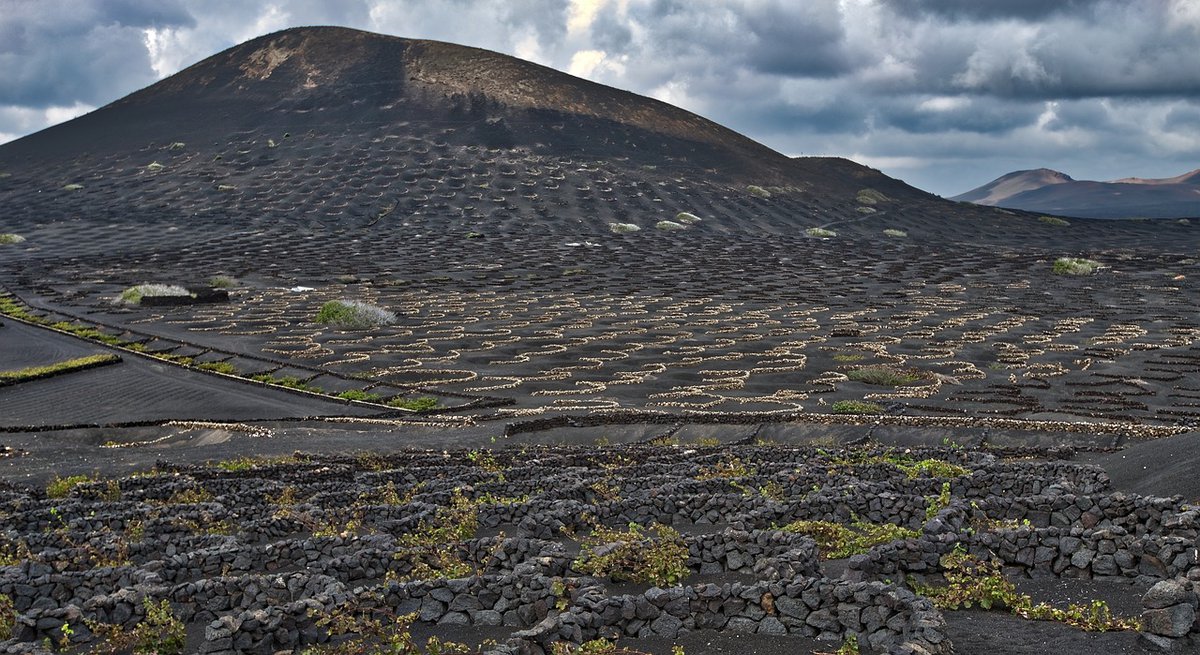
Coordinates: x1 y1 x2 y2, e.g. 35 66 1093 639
0 25 940 236
953 168 1200 219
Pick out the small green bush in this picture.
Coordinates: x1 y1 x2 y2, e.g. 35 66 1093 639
608 222 641 233
655 220 686 231
133 598 186 655
1053 257 1099 275
574 523 690 586
315 299 396 329
196 361 237 375
674 211 702 224
856 188 890 205
831 400 882 415
883 228 907 237
846 366 926 386
806 227 837 238
746 185 772 199
62 183 83 191
338 389 382 402
1039 216 1070 226
781 518 920 558
119 283 190 305
145 161 164 172
47 474 95 498
0 234 25 244
208 275 235 288
388 396 440 411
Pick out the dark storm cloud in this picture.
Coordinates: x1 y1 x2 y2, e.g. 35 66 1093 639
0 0 193 107
888 0 1105 22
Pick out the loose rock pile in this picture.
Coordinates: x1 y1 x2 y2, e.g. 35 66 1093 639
0 444 1196 654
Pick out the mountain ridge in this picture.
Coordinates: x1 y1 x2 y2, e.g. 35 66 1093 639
954 167 1200 218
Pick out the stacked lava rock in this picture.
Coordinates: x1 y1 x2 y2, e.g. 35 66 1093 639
1140 578 1199 652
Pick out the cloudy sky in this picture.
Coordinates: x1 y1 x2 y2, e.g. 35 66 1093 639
2 0 1200 195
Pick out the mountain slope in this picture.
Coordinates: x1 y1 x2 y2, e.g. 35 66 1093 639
954 168 1200 219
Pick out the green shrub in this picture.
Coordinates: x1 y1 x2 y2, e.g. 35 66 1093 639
0 594 12 640
856 188 890 205
746 185 772 199
831 400 882 415
781 518 920 558
846 366 926 386
132 599 186 655
883 228 907 237
196 361 237 375
315 300 396 329
806 227 836 238
208 275 235 288
608 222 641 233
145 161 164 172
119 283 190 305
656 220 686 231
338 389 382 402
1039 216 1070 226
0 234 25 244
674 211 702 224
388 396 440 411
47 474 95 498
1053 257 1100 275
574 523 690 586
62 183 83 191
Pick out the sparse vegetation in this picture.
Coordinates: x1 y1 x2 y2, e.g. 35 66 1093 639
846 366 926 386
145 161 164 172
196 361 237 375
47 474 95 498
830 400 883 415
0 233 25 244
387 396 440 411
0 353 120 386
806 227 836 238
656 220 686 231
250 374 321 393
781 517 920 559
338 389 382 402
1039 216 1070 226
608 222 641 233
62 183 83 191
208 275 235 288
856 188 890 205
746 185 772 199
132 598 187 655
883 228 907 237
315 299 397 329
674 211 701 224
574 523 690 586
1053 257 1100 275
119 283 190 305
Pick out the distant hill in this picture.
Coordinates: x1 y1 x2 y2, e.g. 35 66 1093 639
953 168 1200 219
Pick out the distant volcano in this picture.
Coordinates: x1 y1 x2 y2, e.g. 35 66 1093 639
953 168 1200 219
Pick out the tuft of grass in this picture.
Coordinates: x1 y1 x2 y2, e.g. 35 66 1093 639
47 474 95 498
655 220 686 231
1053 257 1100 275
856 188 890 205
146 161 165 172
0 234 25 245
608 222 641 233
674 211 702 224
315 299 396 329
883 228 907 237
338 389 382 403
846 366 927 386
1039 216 1070 226
387 396 440 411
1 353 120 386
831 400 883 415
119 283 190 305
746 185 772 199
806 227 836 238
196 361 237 375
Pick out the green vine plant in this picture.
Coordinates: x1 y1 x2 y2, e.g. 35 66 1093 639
551 639 684 655
915 547 1141 632
573 523 690 586
781 517 920 559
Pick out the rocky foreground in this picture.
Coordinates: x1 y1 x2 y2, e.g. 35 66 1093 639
0 443 1196 654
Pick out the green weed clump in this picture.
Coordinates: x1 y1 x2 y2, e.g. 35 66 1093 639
1039 216 1070 226
831 400 882 415
608 222 641 233
196 361 237 375
917 548 1140 631
883 228 907 237
315 299 397 329
856 188 890 205
746 185 772 199
781 517 920 559
338 389 383 402
47 474 95 498
1053 257 1100 275
674 211 702 224
208 275 235 288
119 283 190 305
574 523 690 586
388 396 440 411
0 234 25 244
656 220 686 231
846 366 926 386
806 227 836 238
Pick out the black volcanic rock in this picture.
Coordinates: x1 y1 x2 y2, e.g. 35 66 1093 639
954 168 1200 219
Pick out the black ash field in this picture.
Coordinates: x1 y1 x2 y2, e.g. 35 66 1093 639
0 26 1198 655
